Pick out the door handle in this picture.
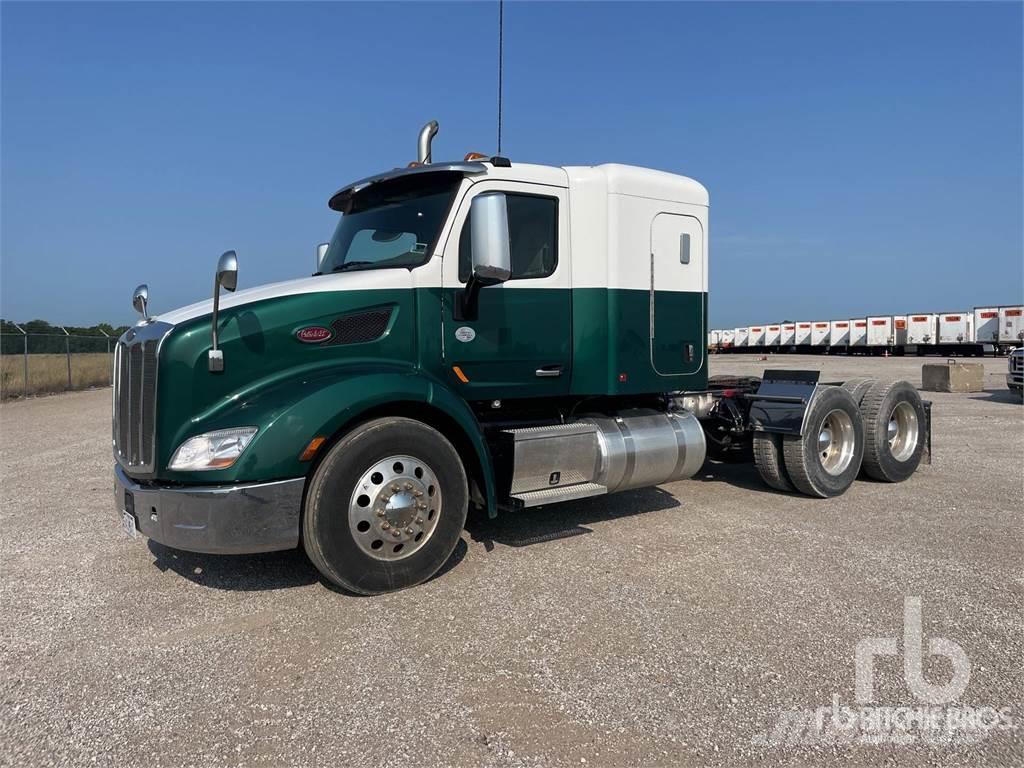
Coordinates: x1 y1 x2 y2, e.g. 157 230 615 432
535 365 563 378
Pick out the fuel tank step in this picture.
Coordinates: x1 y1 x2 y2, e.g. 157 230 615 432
509 482 608 510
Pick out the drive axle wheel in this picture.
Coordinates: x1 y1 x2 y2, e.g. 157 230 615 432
860 379 926 483
783 386 865 498
303 417 468 595
752 432 794 492
840 377 874 406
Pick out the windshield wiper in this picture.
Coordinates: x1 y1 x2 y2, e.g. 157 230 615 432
331 261 376 273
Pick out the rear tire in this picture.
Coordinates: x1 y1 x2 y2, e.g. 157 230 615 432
303 417 468 595
783 386 865 498
841 377 874 406
753 432 794 492
860 379 926 483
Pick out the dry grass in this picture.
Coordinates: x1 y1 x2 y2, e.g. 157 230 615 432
1 353 112 399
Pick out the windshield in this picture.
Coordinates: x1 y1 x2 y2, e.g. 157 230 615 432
319 174 461 274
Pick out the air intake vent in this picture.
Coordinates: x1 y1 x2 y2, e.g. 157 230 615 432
326 308 392 346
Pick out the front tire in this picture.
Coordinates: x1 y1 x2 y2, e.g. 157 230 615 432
303 417 468 595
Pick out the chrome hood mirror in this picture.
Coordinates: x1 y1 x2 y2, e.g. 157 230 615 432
209 250 238 372
132 284 150 320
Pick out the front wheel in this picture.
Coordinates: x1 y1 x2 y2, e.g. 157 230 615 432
303 417 468 595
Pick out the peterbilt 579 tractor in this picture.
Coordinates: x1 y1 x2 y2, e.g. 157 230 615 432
113 122 930 594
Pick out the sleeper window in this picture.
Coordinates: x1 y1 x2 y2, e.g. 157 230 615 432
459 194 558 282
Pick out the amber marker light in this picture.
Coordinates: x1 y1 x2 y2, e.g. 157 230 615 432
299 436 327 462
452 366 470 383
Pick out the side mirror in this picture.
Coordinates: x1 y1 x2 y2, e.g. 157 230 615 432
132 284 149 320
216 250 238 293
316 242 330 272
456 193 511 321
470 192 511 284
209 250 238 372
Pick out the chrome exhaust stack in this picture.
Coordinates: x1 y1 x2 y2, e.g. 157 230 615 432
417 120 439 164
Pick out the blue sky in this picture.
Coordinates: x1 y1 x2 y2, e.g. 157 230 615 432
2 1 1021 328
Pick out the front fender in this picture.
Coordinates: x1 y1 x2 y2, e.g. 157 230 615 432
159 362 496 513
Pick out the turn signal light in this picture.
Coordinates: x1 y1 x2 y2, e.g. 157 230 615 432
452 365 470 384
299 436 327 462
464 152 487 161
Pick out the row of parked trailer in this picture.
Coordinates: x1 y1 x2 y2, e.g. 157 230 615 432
710 305 1024 354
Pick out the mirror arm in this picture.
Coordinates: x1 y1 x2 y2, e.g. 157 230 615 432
209 276 223 372
454 275 483 322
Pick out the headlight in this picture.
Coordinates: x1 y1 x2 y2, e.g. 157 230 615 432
168 427 258 471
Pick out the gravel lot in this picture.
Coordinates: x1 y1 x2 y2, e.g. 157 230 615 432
2 354 1021 767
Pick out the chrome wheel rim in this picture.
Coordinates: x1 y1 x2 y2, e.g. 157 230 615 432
817 409 856 476
348 455 442 561
887 401 919 462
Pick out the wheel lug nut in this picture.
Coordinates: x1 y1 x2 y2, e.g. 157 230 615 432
417 502 427 510
415 517 423 525
375 509 385 517
381 522 391 530
413 490 423 497
390 484 400 492
392 530 401 538
404 482 413 490
405 527 413 534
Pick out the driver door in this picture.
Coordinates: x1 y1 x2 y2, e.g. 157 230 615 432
440 180 572 401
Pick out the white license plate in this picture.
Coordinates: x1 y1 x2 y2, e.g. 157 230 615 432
122 510 138 539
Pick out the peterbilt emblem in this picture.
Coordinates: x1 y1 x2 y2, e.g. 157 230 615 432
296 326 333 343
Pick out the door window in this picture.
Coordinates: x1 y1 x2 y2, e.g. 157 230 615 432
458 194 558 282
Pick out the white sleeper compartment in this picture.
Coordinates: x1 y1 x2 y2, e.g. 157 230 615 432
747 326 765 346
829 320 850 346
906 314 937 345
937 313 973 344
810 322 830 346
849 319 867 346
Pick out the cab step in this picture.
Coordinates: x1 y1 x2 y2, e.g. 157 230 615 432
509 482 608 510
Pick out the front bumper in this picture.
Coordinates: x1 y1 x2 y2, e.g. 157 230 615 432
114 464 304 554
1008 374 1023 391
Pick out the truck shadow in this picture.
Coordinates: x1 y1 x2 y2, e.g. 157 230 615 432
147 540 320 591
967 389 1023 405
465 486 681 551
692 459 775 493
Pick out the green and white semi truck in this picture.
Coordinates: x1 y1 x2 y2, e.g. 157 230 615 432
114 122 930 594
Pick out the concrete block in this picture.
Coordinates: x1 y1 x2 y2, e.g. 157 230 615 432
921 362 984 393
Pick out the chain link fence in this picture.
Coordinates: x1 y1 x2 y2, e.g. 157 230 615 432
1 328 115 399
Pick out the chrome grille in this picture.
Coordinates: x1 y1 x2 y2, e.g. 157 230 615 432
113 322 171 473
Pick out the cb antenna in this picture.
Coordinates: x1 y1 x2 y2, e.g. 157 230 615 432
497 0 504 154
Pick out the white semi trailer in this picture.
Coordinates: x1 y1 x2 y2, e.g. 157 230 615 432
794 322 812 346
810 322 830 347
764 324 781 346
830 320 851 347
999 306 1024 348
780 323 796 346
748 326 765 347
849 319 868 347
906 314 938 346
974 307 999 345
